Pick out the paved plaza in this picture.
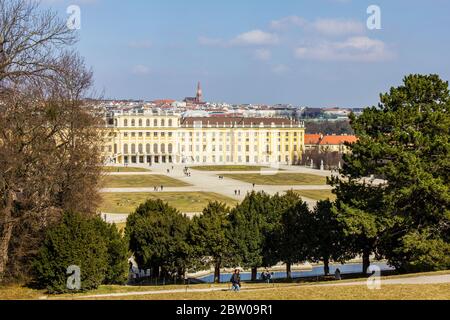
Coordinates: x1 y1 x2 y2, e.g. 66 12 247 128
102 164 335 222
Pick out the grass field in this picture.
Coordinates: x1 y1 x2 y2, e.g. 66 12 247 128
222 173 327 185
1 271 449 300
294 190 336 201
100 192 239 213
190 165 269 171
103 166 151 173
94 284 450 300
101 175 189 188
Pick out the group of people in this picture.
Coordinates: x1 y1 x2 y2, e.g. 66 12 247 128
234 190 242 196
183 167 191 177
153 185 164 192
260 270 273 283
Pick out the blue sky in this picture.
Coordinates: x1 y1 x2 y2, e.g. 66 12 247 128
42 0 450 107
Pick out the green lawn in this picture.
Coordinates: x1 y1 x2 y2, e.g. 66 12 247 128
103 166 151 173
190 165 269 171
222 173 327 185
100 192 239 213
294 190 336 201
102 175 189 188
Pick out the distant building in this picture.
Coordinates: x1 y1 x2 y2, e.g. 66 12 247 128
102 113 305 165
184 82 205 105
304 134 357 154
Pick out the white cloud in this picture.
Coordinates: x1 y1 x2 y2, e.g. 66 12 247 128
230 30 279 46
254 49 272 61
294 36 393 62
199 30 278 47
311 19 365 36
270 16 307 30
270 16 365 36
131 65 151 75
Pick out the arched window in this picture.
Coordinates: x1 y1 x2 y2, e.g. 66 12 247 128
146 119 150 127
131 144 136 154
114 144 118 154
168 143 173 154
138 119 143 127
153 144 158 154
161 119 165 127
131 119 135 127
154 119 158 127
124 119 128 127
146 144 151 154
161 143 166 154
138 144 143 154
123 144 128 154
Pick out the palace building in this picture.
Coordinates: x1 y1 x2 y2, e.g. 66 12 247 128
102 112 306 166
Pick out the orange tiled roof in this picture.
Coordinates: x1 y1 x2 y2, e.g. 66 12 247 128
320 135 357 145
305 134 322 144
153 99 175 104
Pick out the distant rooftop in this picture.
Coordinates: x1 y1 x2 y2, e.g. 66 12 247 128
181 117 304 128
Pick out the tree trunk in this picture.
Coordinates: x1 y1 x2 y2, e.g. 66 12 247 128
362 249 371 274
0 191 14 282
251 267 257 281
214 262 221 284
324 257 330 276
286 262 292 279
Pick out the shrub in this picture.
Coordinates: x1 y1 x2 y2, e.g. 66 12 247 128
32 212 116 293
94 221 129 285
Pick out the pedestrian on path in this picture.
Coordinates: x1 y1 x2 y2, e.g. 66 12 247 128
230 269 241 292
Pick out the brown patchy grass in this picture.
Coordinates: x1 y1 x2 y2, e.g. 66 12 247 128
101 175 190 188
222 173 327 186
2 270 450 300
293 190 336 201
191 165 269 171
103 166 151 173
89 283 450 300
100 192 239 213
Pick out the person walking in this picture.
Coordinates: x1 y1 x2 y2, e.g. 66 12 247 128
230 269 241 292
160 185 164 192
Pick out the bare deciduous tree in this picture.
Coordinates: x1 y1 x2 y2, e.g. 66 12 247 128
0 1 103 281
0 0 75 86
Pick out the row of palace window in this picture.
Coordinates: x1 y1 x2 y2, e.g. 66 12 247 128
180 144 299 153
185 155 293 164
122 132 174 138
123 143 174 154
121 118 176 127
180 131 302 138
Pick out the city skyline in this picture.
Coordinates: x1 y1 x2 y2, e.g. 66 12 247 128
42 0 450 107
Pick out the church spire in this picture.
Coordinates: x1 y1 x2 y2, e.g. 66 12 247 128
196 81 202 103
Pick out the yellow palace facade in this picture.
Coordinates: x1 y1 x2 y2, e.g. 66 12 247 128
102 112 305 166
